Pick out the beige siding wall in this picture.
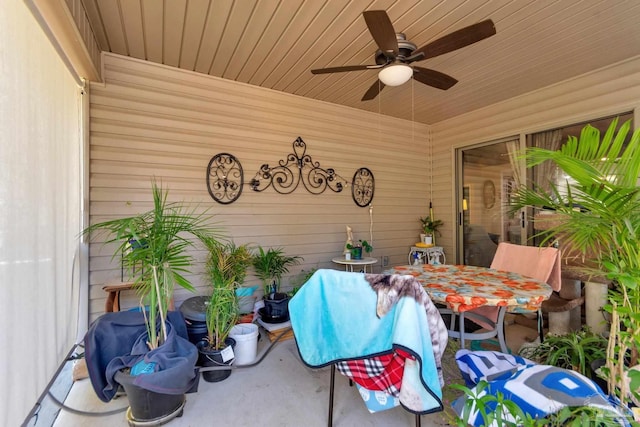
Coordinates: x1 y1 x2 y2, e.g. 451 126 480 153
431 56 640 260
88 53 432 320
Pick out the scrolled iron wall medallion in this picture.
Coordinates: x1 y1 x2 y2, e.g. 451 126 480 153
250 137 348 195
206 153 243 204
351 167 375 207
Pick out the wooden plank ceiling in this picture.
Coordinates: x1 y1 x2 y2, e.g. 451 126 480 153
82 0 640 125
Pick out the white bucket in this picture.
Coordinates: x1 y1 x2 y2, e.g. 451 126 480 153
229 323 259 365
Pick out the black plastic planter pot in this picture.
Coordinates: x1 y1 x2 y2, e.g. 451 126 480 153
114 370 185 424
263 293 290 322
197 337 236 382
179 296 208 345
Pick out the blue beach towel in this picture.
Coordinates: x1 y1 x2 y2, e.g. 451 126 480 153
289 269 448 414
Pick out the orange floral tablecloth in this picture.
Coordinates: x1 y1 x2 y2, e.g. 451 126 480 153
384 264 552 313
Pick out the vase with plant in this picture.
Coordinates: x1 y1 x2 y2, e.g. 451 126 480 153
197 241 249 382
82 182 223 422
420 217 443 244
252 247 302 322
346 239 373 260
509 117 640 407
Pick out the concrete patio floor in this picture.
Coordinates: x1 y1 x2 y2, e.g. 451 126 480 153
50 321 536 427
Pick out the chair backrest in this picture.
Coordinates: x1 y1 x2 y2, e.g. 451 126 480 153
490 242 561 290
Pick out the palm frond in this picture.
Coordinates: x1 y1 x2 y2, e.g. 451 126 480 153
82 181 224 349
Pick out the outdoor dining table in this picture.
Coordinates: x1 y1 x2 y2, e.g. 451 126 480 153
383 264 552 353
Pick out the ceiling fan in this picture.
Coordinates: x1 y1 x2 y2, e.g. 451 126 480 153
311 10 496 101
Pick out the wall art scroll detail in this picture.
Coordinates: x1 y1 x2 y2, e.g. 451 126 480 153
250 137 347 195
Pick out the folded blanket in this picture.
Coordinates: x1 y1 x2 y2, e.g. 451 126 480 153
289 269 447 414
85 311 198 402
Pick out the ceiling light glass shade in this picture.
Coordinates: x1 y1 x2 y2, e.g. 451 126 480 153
378 64 413 86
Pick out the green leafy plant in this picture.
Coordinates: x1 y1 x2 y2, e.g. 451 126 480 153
449 381 538 427
420 216 444 235
251 247 302 295
509 117 640 406
346 239 373 254
524 327 607 377
203 241 253 349
82 182 222 350
290 267 317 296
449 381 630 426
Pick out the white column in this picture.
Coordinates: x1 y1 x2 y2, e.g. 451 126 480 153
585 282 608 334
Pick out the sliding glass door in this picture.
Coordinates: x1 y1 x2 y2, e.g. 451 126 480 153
455 113 634 266
456 137 525 266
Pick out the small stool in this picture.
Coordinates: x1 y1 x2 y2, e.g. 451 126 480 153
543 293 584 336
102 281 136 312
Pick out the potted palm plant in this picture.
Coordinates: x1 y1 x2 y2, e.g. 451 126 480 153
252 247 302 322
510 117 640 407
197 241 246 382
82 182 223 423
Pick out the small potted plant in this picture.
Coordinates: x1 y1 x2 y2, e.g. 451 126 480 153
346 240 373 260
252 247 302 322
420 217 443 244
197 241 249 382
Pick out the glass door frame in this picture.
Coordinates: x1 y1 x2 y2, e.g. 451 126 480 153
454 135 527 265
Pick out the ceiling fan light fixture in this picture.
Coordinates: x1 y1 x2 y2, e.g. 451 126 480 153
378 64 412 86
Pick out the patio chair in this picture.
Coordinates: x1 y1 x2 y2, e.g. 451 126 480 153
289 269 448 427
459 242 561 347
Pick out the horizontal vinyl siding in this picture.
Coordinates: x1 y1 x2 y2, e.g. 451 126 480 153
87 53 432 320
431 55 640 260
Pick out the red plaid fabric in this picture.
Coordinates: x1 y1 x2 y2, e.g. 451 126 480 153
336 349 414 397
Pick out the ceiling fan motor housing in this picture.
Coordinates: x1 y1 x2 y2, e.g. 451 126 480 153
375 33 417 64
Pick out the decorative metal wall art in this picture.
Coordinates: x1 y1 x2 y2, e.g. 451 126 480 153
351 167 375 207
250 137 348 195
206 153 243 204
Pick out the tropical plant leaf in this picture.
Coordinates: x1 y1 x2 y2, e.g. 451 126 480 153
82 181 224 349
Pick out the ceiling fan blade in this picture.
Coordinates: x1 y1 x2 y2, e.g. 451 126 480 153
361 80 385 101
311 64 385 74
413 66 458 90
363 10 398 57
410 20 496 61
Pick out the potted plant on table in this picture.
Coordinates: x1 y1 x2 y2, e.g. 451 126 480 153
420 216 443 245
197 241 247 382
346 239 373 260
509 118 640 407
252 247 302 323
82 182 223 423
